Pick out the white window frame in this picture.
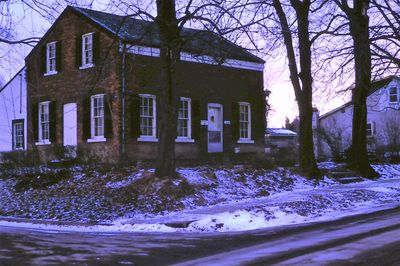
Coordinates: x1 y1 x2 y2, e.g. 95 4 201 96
88 94 106 143
138 94 158 142
80 32 94 69
366 121 375 137
45 42 57 76
389 87 398 103
238 102 254 144
12 120 24 150
36 101 51 145
176 97 194 143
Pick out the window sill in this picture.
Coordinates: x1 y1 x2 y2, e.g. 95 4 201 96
237 139 254 144
44 71 58 76
175 138 195 143
137 136 158 142
35 140 51 146
79 64 94 70
87 137 106 143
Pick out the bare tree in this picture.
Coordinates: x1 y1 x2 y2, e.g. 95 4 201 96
382 111 400 155
153 0 180 177
264 0 329 177
333 0 378 178
370 0 400 75
104 0 265 177
316 118 344 161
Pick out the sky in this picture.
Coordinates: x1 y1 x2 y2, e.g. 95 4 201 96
0 1 350 128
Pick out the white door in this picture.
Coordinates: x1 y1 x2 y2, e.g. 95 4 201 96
208 103 223 153
63 103 77 157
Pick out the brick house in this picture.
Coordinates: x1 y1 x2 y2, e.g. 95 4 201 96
26 6 266 163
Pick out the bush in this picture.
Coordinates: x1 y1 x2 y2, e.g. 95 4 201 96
271 146 298 166
14 169 72 192
0 150 40 169
251 153 275 169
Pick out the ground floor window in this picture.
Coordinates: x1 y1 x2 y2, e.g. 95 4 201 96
139 94 156 137
39 101 50 142
177 97 191 138
239 102 251 140
91 94 105 138
366 122 375 137
12 119 24 150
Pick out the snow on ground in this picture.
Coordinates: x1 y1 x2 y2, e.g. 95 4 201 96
0 163 400 233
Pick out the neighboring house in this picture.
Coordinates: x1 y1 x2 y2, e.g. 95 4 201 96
316 76 400 160
26 6 266 163
265 128 298 164
0 68 27 152
265 128 297 149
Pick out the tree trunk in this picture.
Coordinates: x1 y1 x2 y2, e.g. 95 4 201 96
295 0 318 177
298 97 318 177
155 0 180 177
345 0 379 178
272 0 318 178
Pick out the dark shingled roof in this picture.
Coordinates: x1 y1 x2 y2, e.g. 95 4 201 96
72 6 264 64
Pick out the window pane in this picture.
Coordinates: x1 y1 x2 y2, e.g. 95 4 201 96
91 95 104 137
177 99 190 137
13 122 24 149
366 123 372 136
47 43 56 72
140 96 155 136
83 35 93 65
39 103 50 141
239 104 250 139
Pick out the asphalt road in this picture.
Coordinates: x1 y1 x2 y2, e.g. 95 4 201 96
0 207 400 265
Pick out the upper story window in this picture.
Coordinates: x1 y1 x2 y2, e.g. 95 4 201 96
82 33 94 68
39 101 50 142
91 94 105 139
177 97 192 139
239 102 251 140
139 94 156 138
46 42 57 75
12 119 24 150
389 87 398 103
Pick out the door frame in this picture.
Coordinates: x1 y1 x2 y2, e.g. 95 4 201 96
207 103 223 153
63 102 78 158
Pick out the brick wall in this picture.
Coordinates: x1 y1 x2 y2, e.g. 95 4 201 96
26 8 266 163
121 54 266 161
26 9 121 162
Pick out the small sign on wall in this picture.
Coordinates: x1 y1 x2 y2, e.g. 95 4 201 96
224 120 231 125
201 120 209 126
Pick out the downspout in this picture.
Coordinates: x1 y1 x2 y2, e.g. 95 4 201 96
19 72 23 114
121 42 127 159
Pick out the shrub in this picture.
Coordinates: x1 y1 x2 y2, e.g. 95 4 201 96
0 149 40 169
14 169 72 192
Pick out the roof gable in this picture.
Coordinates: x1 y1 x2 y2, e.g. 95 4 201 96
319 76 400 120
0 67 25 94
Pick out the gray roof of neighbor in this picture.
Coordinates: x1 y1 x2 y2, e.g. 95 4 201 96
72 6 264 63
266 128 297 137
319 75 399 120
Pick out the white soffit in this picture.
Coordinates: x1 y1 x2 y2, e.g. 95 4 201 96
122 45 264 72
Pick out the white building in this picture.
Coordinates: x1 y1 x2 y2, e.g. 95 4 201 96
316 76 400 160
0 68 27 152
